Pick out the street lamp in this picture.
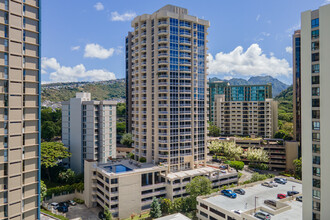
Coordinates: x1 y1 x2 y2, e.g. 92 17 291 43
255 196 258 213
292 185 296 200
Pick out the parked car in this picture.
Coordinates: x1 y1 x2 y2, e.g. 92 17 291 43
231 209 242 214
50 202 59 210
277 193 287 199
264 200 277 208
261 182 273 188
221 189 237 198
234 189 245 195
274 178 287 184
57 205 68 213
254 211 271 219
59 202 69 208
219 165 227 169
270 181 278 187
98 211 106 219
296 196 302 202
69 200 77 206
287 191 299 196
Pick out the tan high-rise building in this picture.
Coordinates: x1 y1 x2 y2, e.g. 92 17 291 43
126 5 209 172
0 0 40 219
301 4 330 220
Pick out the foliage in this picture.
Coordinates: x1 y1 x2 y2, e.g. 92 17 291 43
40 180 47 202
243 147 269 165
104 207 113 220
208 122 221 137
160 198 172 214
58 169 75 184
73 198 85 204
41 208 69 220
274 129 293 141
186 176 212 210
46 183 84 197
229 161 244 172
117 103 126 119
139 157 146 163
209 141 243 161
41 142 71 180
150 197 162 218
237 172 243 179
249 163 269 170
293 157 302 180
41 80 126 103
250 173 275 182
117 122 126 136
41 107 62 141
120 133 133 147
128 152 135 160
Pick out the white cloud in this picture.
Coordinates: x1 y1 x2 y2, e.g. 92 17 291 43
111 11 136 21
207 44 292 77
254 32 271 42
256 14 260 21
41 57 116 83
285 46 293 54
322 0 330 5
84 43 115 59
94 2 104 11
286 23 301 36
71 46 80 51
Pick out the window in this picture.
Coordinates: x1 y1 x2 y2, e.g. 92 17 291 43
210 207 226 218
312 133 320 142
312 18 319 28
312 30 319 39
200 203 208 210
199 211 208 218
312 64 320 73
111 178 118 184
312 76 319 84
312 42 319 51
312 99 319 107
313 201 320 211
210 216 217 220
313 144 320 153
312 53 319 62
313 167 320 177
313 121 320 130
313 156 320 165
312 87 320 96
313 178 320 188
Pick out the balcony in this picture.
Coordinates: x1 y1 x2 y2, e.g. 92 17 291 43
158 21 168 26
158 38 168 43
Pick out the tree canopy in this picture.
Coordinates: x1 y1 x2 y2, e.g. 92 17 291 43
120 133 133 147
41 142 71 168
208 122 221 137
150 197 162 218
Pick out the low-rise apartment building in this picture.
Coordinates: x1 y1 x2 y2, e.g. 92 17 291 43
197 179 302 220
84 160 238 219
209 137 298 171
62 92 117 173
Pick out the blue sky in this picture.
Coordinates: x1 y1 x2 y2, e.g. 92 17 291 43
41 0 327 84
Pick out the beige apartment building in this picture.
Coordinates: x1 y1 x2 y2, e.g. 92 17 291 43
62 93 117 174
126 5 209 172
0 0 40 219
84 160 238 219
301 4 330 220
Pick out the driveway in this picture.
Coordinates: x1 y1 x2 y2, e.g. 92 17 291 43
66 204 102 220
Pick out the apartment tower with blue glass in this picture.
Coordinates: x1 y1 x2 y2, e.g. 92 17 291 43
126 5 209 172
0 0 40 219
209 81 277 138
301 4 330 220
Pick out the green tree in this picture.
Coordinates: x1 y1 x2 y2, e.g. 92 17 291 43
186 176 212 209
208 141 243 161
103 207 112 220
41 121 57 141
208 123 221 137
120 133 133 147
116 103 126 119
160 198 172 214
274 129 293 140
58 169 75 184
41 142 71 180
229 161 244 172
116 122 126 135
40 180 47 202
244 147 269 166
293 157 302 180
150 197 162 218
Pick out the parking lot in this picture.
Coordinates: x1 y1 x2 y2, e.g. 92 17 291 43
66 204 102 220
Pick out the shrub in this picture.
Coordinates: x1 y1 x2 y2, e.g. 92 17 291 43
139 157 146 163
73 198 84 204
46 183 84 196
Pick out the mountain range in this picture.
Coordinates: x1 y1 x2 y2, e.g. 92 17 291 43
209 75 290 97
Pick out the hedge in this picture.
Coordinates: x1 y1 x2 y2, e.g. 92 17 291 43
47 182 84 197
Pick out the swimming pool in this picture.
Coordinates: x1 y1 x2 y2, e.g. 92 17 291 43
104 164 132 173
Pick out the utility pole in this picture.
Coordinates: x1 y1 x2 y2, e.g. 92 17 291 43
255 196 258 213
292 185 296 200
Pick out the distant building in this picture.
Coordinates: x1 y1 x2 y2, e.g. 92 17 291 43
84 159 238 219
209 82 277 138
62 93 117 173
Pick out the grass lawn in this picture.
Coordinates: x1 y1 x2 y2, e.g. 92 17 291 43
41 208 69 220
123 212 150 220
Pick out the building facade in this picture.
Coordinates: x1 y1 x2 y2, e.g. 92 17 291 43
0 0 40 219
62 93 117 173
301 5 330 220
84 160 238 219
209 82 277 138
126 5 209 172
125 32 133 134
293 30 301 157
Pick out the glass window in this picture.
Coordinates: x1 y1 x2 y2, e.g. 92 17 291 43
312 144 320 153
313 156 320 165
312 76 319 84
312 53 319 62
312 18 319 28
312 133 320 142
312 30 319 39
313 167 320 177
313 178 320 188
313 201 320 211
312 99 320 107
312 87 320 96
313 121 320 130
312 41 319 51
312 64 320 73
